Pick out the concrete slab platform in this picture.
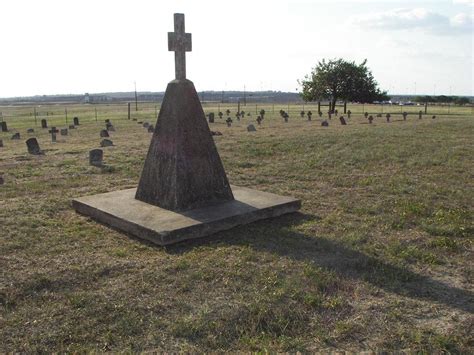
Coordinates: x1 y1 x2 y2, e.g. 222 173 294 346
72 185 301 246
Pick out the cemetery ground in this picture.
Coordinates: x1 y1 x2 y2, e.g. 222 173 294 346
0 103 473 352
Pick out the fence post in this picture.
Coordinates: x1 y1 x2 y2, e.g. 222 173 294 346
34 107 37 126
95 107 98 122
425 102 428 114
128 102 131 120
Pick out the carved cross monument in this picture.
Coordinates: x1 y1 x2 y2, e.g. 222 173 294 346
168 13 192 80
72 13 300 246
135 13 234 211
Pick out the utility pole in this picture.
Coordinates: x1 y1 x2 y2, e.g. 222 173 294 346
243 85 246 106
134 81 138 111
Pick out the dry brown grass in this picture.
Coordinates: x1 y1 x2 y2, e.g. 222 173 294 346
0 103 473 352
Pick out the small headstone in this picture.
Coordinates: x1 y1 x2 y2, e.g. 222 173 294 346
321 120 329 127
247 112 251 116
137 121 143 124
403 112 408 121
347 110 352 119
368 115 374 124
26 138 41 155
143 122 150 128
0 139 3 147
73 117 80 126
334 109 338 116
27 128 34 134
89 149 103 166
132 118 137 121
386 113 391 122
226 117 232 127
208 112 215 123
107 125 115 132
148 125 154 133
69 125 75 129
283 113 289 122
48 127 59 142
100 139 113 147
100 129 109 138
307 111 312 121
247 124 257 132
318 111 322 117
364 112 369 119
41 119 48 129
105 119 110 123
377 113 382 118
328 111 332 119
418 111 423 119
339 116 347 125
432 115 436 119
256 116 263 125
105 122 113 129
211 131 222 136
60 128 68 136
11 133 20 140
1 121 7 132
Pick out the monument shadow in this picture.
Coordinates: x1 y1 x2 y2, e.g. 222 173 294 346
165 212 473 314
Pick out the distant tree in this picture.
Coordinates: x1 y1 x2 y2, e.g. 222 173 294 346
298 58 388 110
454 97 470 105
414 96 433 103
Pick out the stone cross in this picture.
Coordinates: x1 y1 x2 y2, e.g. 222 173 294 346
49 126 59 142
168 13 192 80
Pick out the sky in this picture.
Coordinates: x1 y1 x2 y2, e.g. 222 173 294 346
0 0 472 98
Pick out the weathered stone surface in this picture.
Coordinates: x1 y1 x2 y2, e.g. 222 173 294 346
321 120 329 127
89 149 103 166
100 129 109 138
60 128 68 136
41 119 48 129
339 116 346 125
73 185 301 246
11 133 20 140
247 124 257 132
26 138 41 155
1 122 7 132
73 117 80 125
49 127 59 142
135 79 234 212
100 139 113 147
27 128 35 134
208 112 215 123
69 125 75 129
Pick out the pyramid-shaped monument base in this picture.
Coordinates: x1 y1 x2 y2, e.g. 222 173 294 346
72 186 301 246
136 79 234 211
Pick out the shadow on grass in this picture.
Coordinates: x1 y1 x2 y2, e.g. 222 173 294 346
166 212 473 314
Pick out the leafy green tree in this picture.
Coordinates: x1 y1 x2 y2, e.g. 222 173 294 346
299 58 388 110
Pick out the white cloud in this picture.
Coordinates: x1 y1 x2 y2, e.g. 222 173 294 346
351 8 473 35
450 12 474 31
453 0 474 5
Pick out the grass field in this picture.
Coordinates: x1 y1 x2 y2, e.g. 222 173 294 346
0 102 473 352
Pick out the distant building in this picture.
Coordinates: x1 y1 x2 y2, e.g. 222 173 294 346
84 93 90 103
